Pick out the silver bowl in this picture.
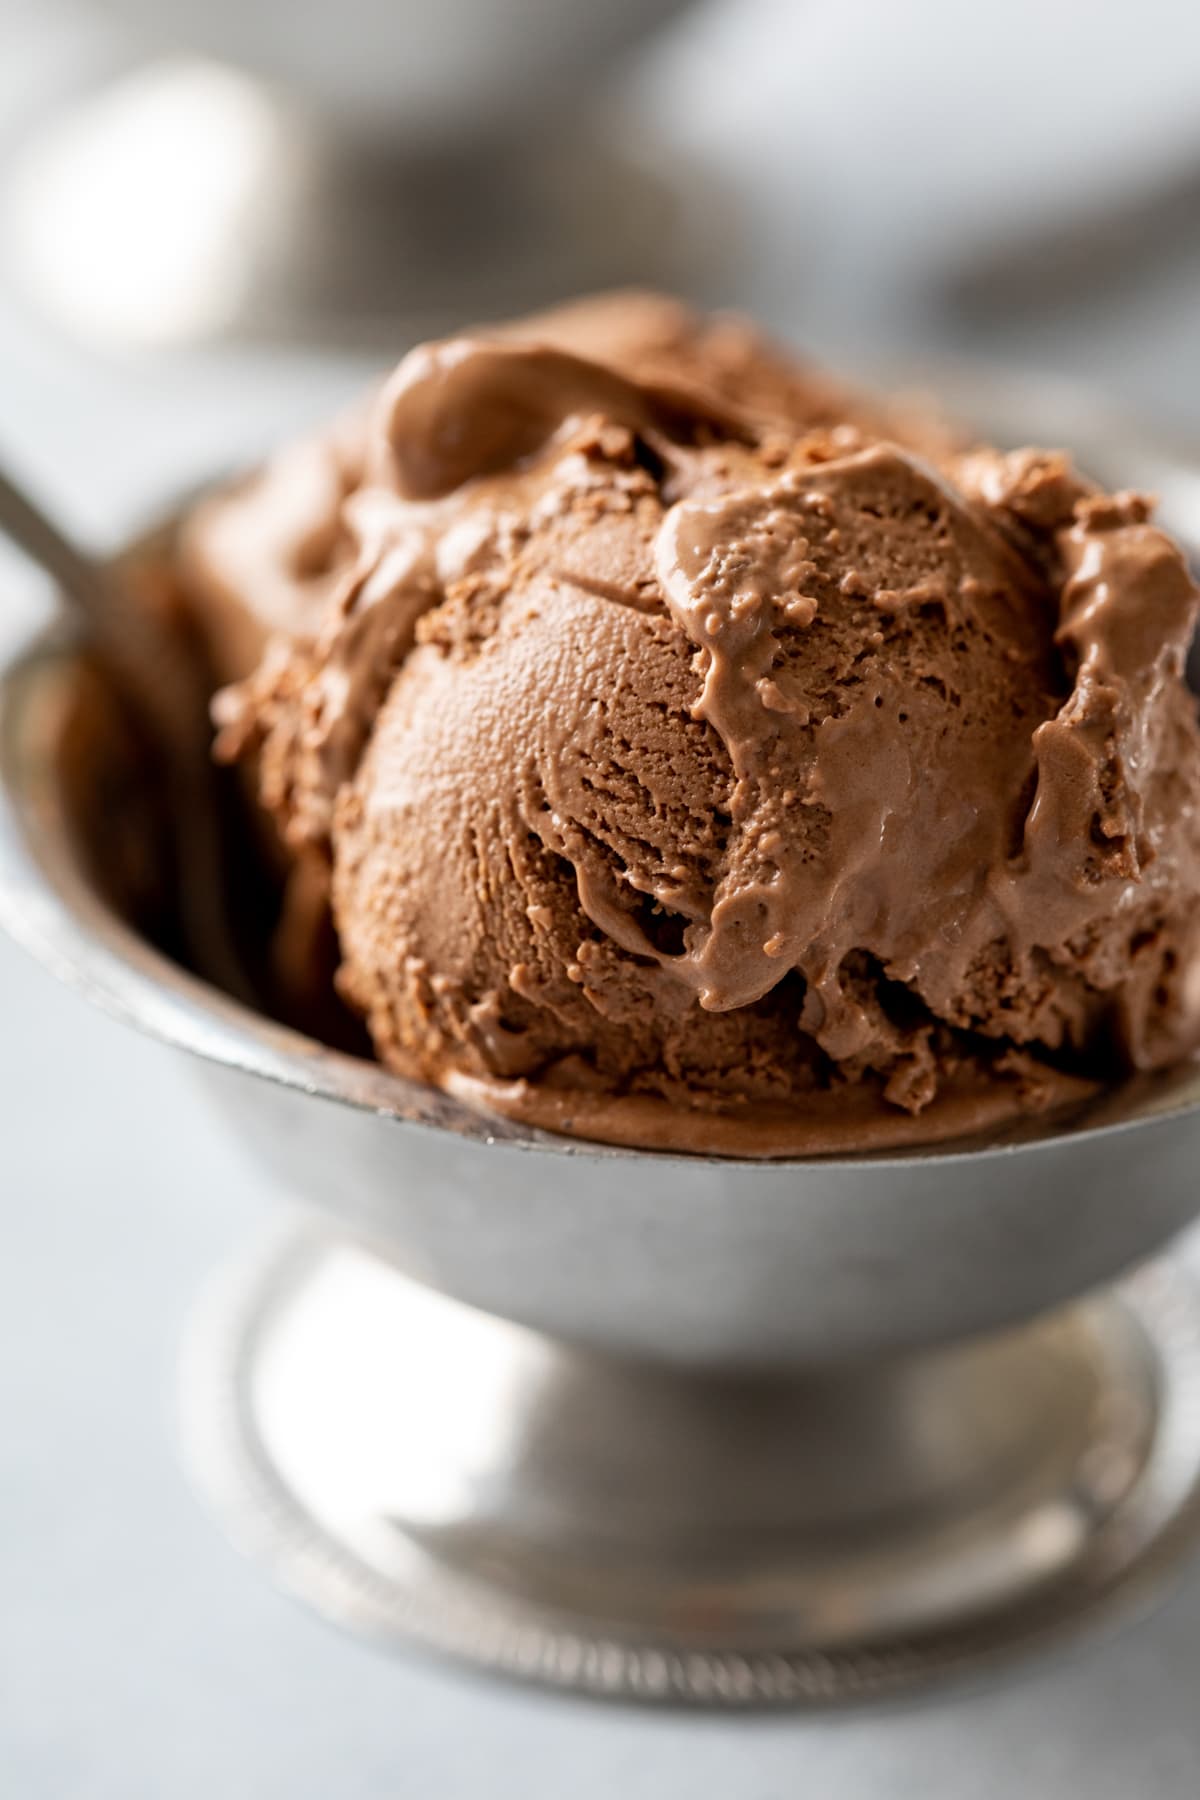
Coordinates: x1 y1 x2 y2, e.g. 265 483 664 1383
4 392 1200 1705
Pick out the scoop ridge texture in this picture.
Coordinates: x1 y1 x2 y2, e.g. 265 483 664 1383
198 296 1200 1154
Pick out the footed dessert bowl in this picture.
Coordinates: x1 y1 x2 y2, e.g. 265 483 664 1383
4 388 1200 1707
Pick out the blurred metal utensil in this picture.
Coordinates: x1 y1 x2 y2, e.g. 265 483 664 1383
0 461 249 997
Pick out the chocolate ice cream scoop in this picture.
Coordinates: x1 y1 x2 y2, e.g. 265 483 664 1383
178 291 919 687
197 298 1200 1155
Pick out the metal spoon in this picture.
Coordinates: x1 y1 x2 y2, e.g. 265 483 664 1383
0 461 252 1000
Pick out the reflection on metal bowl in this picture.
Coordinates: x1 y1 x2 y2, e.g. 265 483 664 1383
2 398 1200 1703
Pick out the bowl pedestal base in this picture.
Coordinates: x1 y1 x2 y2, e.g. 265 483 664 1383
181 1222 1200 1706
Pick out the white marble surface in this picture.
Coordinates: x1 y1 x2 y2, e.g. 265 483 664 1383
4 1 1200 1793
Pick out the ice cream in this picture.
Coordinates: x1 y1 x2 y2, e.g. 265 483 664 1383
180 291 898 1051
179 292 938 689
191 295 1200 1155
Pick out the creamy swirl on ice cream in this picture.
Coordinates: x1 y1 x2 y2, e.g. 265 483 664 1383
185 295 1200 1155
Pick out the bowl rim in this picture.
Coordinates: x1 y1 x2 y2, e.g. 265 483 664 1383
3 382 1200 1174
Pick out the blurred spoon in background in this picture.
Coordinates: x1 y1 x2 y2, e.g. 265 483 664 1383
0 458 250 995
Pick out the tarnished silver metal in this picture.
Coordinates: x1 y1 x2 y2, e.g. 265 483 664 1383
179 1227 1200 1704
5 613 1200 1364
2 390 1200 1700
0 53 703 351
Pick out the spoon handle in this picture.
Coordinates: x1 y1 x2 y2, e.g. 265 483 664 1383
0 457 212 755
0 458 255 1004
0 465 114 623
